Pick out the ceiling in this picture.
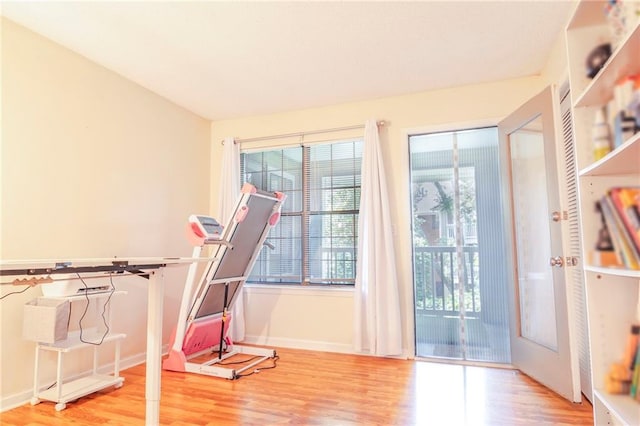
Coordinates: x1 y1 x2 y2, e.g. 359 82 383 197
1 1 575 121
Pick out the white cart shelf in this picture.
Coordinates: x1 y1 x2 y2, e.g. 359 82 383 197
30 291 126 411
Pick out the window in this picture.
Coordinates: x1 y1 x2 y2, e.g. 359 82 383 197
241 140 362 285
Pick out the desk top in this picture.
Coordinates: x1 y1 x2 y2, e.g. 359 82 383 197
0 257 199 277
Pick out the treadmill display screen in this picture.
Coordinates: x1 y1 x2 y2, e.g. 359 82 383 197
196 216 222 236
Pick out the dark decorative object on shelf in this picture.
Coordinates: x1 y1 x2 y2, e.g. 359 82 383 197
586 43 612 79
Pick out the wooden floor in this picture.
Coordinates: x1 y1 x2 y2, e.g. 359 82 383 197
1 347 593 425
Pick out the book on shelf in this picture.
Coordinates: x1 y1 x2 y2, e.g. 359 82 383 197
606 326 640 398
600 187 640 270
589 249 620 267
631 339 640 399
610 187 640 253
624 324 640 371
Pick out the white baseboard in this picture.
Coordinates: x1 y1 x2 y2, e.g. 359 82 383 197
240 335 354 354
0 345 168 413
241 335 410 359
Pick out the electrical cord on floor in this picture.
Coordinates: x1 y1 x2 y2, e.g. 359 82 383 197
235 355 279 379
217 355 263 366
219 339 229 353
78 273 116 345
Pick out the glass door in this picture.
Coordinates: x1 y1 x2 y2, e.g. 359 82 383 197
410 127 511 363
498 86 580 402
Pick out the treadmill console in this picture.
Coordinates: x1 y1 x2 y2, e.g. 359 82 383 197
188 215 223 241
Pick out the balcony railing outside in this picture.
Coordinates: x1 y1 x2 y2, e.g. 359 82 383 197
413 246 480 318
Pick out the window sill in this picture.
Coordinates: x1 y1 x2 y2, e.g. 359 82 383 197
244 284 354 298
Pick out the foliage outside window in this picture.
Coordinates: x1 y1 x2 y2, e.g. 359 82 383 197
241 140 362 285
411 158 480 315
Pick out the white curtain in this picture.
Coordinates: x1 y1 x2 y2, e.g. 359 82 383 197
353 119 402 356
218 136 245 341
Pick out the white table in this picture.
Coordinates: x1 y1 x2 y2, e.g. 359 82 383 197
1 257 196 425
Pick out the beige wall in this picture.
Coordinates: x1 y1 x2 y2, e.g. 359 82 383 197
0 18 211 407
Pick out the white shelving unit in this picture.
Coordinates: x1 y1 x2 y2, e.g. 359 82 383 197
566 2 640 424
30 291 126 411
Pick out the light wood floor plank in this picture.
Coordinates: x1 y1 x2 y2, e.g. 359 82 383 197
0 347 593 425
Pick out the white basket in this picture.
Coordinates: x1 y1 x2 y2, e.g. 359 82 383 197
23 298 70 343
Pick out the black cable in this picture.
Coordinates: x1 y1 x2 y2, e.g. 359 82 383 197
235 355 279 379
255 355 279 371
0 285 33 300
217 355 263 366
67 300 72 330
77 273 115 345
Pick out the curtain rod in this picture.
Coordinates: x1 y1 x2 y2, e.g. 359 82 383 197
221 120 385 145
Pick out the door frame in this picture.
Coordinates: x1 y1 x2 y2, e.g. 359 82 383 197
402 119 504 361
498 85 581 402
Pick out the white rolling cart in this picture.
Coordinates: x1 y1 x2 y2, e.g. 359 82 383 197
29 290 127 411
2 257 193 425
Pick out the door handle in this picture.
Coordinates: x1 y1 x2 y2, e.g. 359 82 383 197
549 256 564 267
551 211 568 222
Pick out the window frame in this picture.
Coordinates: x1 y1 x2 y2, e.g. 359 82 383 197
240 139 362 287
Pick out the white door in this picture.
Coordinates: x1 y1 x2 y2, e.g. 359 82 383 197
499 86 580 402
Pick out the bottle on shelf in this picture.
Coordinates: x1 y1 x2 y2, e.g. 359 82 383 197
613 75 639 148
592 106 613 161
